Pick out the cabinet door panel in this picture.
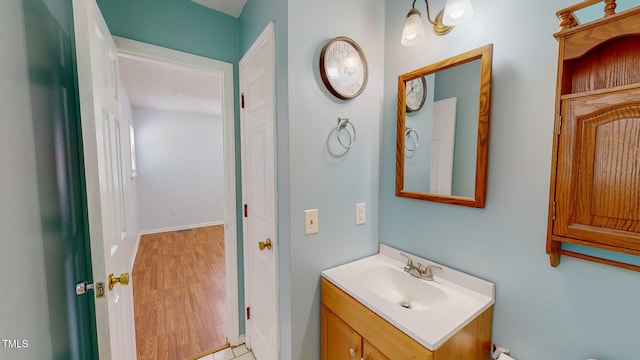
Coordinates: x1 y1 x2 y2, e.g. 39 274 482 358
363 339 389 360
321 305 362 360
554 89 640 250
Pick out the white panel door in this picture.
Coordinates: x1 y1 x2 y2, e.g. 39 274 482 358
240 23 278 360
72 0 136 358
430 97 457 195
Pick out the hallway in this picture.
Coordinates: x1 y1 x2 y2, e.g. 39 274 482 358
133 225 227 359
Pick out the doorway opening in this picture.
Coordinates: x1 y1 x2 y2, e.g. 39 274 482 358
115 37 239 359
134 226 227 359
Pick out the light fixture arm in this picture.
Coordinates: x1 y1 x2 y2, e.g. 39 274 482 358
402 0 473 45
413 0 437 26
411 0 454 36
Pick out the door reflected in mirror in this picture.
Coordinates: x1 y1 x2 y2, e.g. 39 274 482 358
396 44 492 208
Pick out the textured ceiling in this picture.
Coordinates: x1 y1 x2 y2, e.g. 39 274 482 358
118 54 222 117
191 0 247 17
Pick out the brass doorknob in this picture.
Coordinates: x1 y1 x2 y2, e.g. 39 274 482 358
108 272 129 290
258 238 272 251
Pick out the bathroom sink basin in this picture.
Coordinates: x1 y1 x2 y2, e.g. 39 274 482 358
358 266 448 311
322 245 495 350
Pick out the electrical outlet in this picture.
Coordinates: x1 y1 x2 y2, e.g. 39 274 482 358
304 209 319 235
355 203 366 225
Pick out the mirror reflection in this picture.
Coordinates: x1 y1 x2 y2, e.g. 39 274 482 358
403 60 480 197
396 44 492 208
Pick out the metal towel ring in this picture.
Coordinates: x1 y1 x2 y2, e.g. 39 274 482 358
404 127 420 152
336 118 356 150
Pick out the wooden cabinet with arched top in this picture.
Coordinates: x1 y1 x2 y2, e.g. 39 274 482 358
546 1 640 270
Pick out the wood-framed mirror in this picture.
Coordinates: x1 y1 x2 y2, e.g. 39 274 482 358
395 44 493 208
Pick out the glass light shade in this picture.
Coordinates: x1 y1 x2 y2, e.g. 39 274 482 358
401 9 426 47
442 0 473 26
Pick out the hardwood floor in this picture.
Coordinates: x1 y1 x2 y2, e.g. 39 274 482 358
133 225 227 360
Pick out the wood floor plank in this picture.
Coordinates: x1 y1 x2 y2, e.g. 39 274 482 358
133 225 227 360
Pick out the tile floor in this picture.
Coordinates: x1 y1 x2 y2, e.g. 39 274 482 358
197 344 256 360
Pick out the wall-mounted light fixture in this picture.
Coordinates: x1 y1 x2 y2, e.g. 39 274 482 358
401 0 474 47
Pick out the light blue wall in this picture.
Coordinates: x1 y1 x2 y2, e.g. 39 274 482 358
381 1 640 359
1 1 54 358
242 0 385 358
241 1 385 359
286 0 385 358
575 0 638 23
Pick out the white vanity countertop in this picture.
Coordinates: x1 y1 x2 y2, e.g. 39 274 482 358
321 244 495 351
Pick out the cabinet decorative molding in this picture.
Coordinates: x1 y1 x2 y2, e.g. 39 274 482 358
546 1 640 271
320 278 493 359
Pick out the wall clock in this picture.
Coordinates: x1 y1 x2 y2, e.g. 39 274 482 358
406 77 426 113
319 36 368 100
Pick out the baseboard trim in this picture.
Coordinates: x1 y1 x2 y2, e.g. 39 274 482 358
138 221 224 236
230 334 246 347
185 342 230 360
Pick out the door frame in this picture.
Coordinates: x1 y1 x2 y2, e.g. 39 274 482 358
113 37 241 345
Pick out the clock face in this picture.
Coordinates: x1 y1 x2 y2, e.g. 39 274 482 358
406 77 426 112
320 37 368 100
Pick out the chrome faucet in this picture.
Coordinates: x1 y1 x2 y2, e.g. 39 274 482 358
399 253 442 281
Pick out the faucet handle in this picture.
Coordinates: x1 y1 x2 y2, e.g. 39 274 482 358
423 265 442 280
399 252 413 266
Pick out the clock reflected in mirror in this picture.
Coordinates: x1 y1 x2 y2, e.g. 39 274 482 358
406 76 427 112
320 36 368 100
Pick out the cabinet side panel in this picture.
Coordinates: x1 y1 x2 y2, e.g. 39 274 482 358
433 307 493 359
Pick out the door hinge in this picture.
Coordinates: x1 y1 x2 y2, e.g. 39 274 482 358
555 115 562 135
241 93 245 109
244 204 248 218
552 201 556 220
246 306 251 320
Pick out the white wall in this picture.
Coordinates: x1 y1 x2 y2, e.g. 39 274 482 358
133 107 224 231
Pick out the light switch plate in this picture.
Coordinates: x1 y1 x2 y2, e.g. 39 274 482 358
355 202 366 225
304 209 319 235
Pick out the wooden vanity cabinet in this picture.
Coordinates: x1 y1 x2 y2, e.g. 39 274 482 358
321 307 389 360
321 278 493 360
546 2 640 271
